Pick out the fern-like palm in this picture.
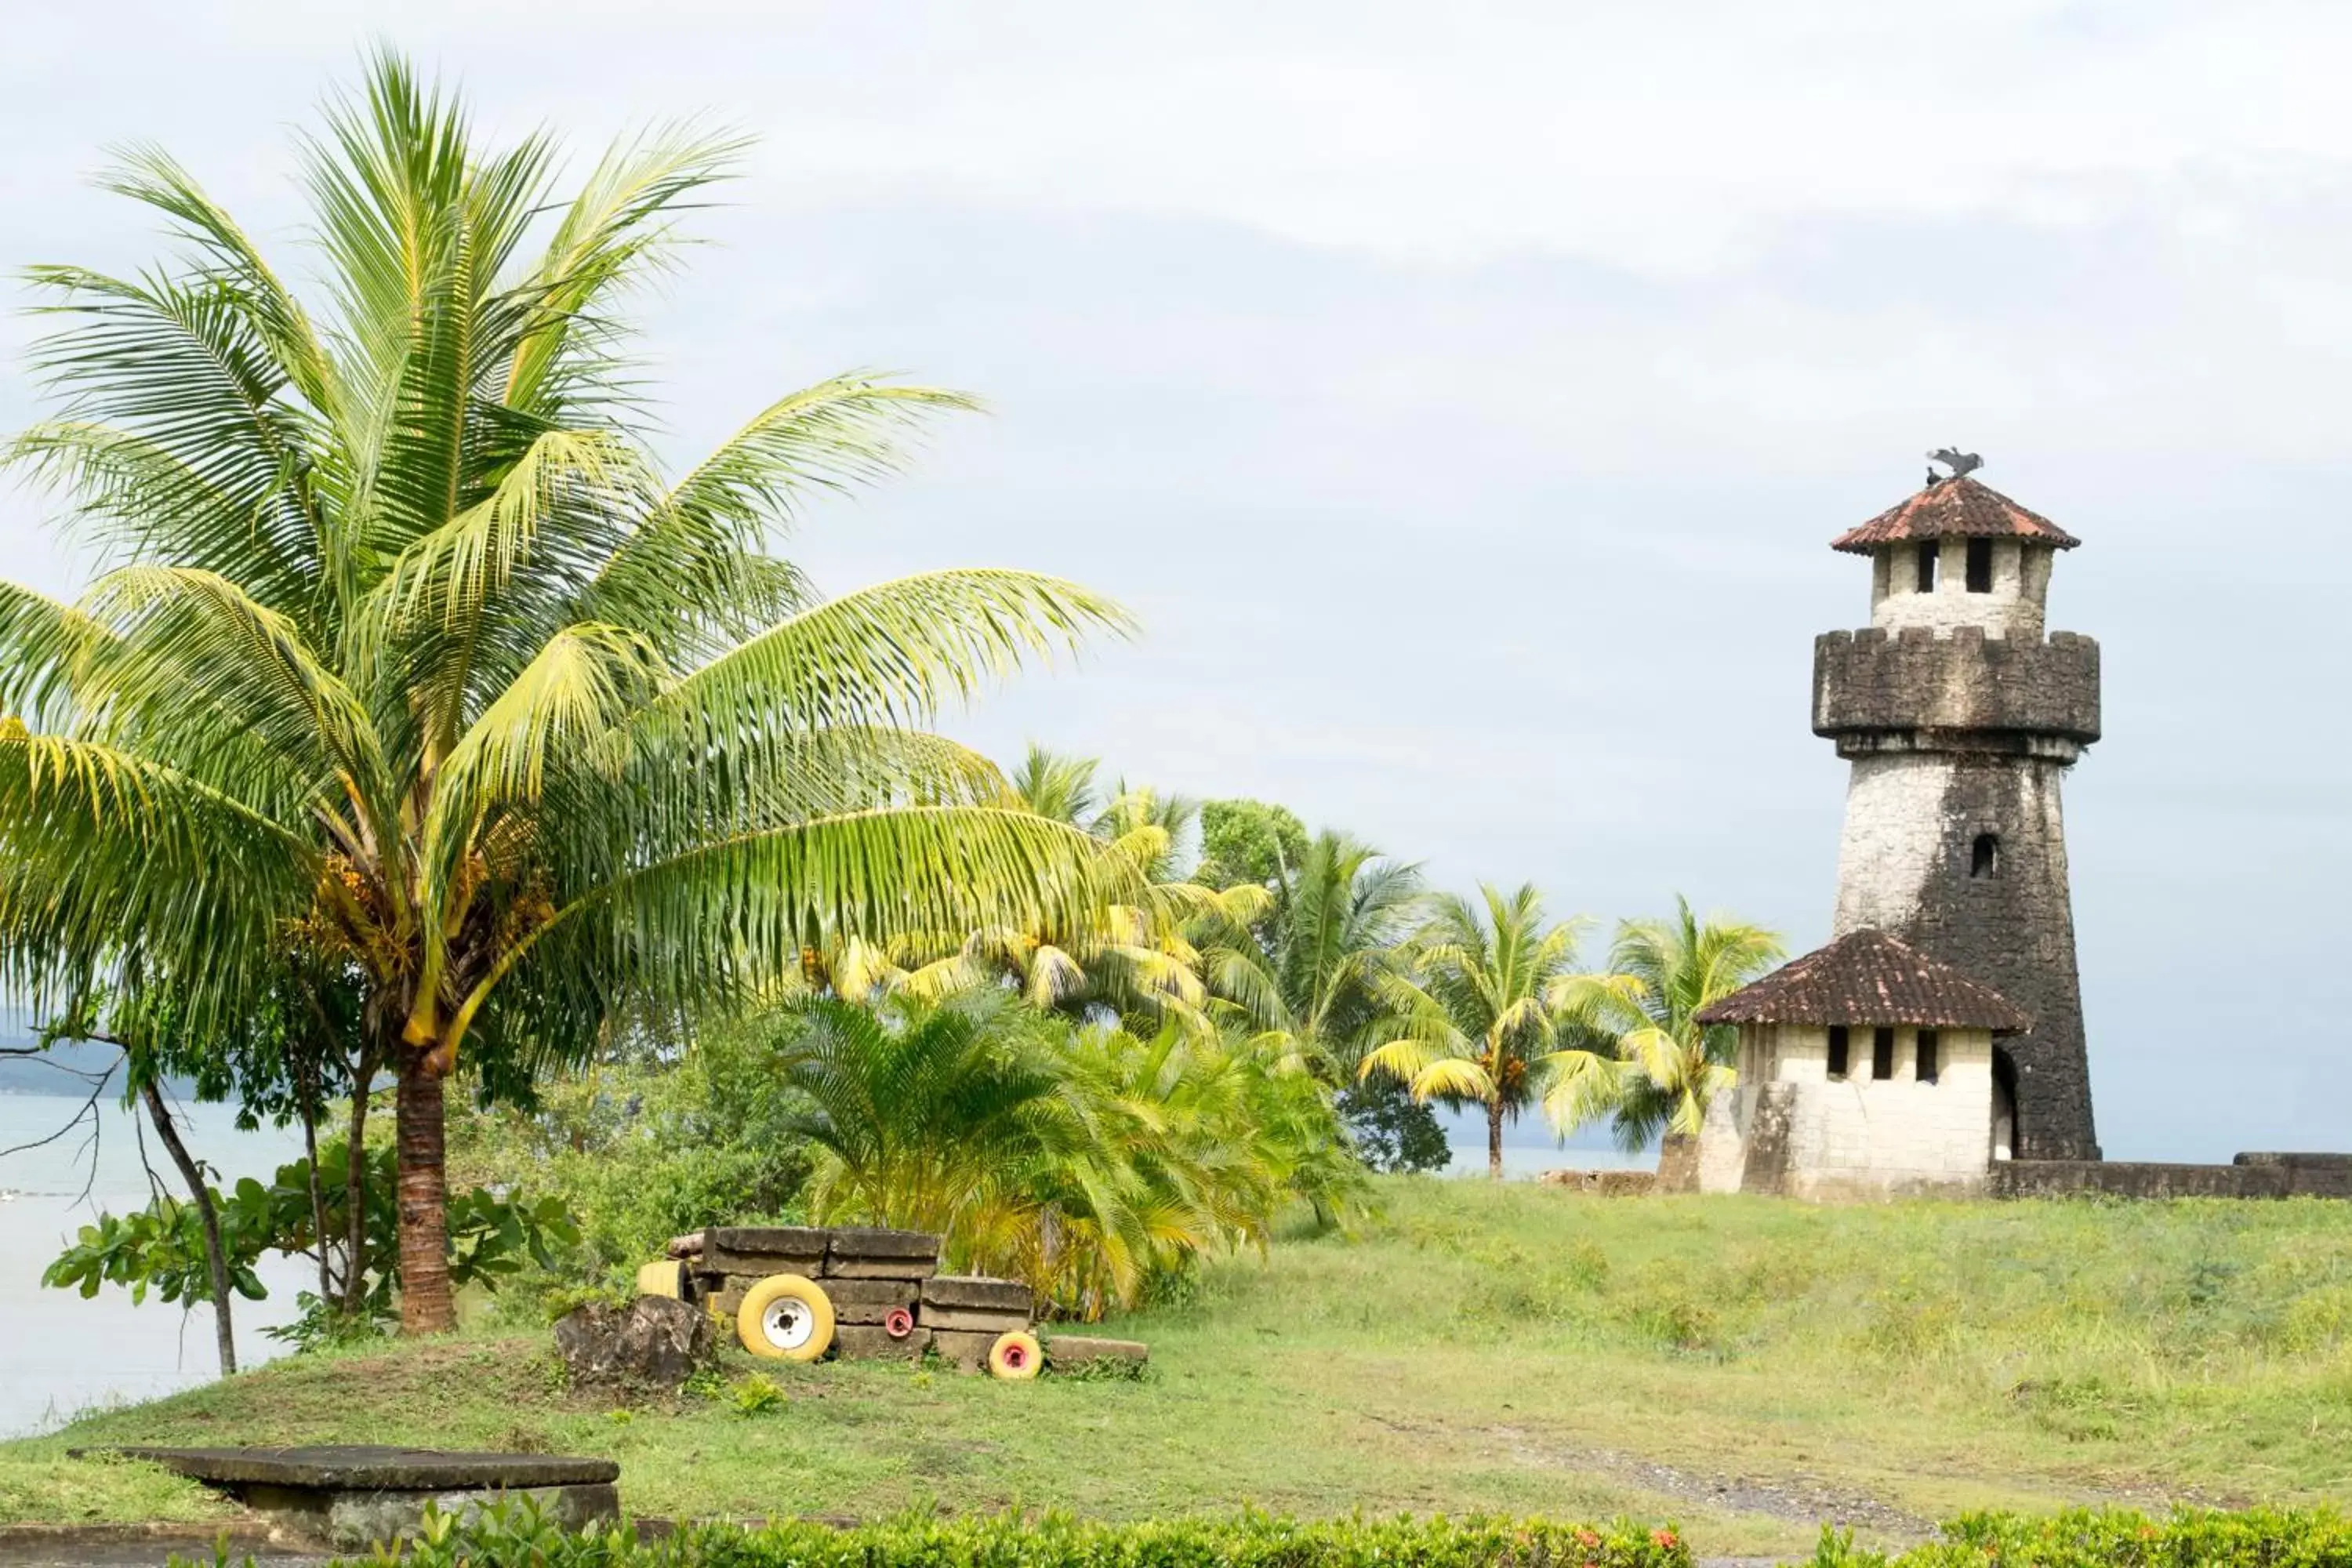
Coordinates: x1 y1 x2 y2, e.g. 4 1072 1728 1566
0 54 1130 1331
1546 896 1785 1171
770 995 1347 1316
1358 884 1591 1178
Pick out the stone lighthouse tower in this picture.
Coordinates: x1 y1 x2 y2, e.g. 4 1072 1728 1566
1812 465 2102 1160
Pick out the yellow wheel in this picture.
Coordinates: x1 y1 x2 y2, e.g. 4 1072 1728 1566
988 1330 1042 1381
735 1274 835 1362
635 1260 684 1299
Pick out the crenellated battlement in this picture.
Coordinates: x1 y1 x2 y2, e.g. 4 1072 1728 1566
1813 626 2100 753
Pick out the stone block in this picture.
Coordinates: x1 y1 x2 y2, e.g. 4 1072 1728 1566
927 1328 1004 1374
822 1257 936 1280
709 1225 829 1255
919 1275 1032 1312
265 1482 620 1551
826 1226 941 1261
916 1305 1031 1334
91 1448 622 1549
833 1324 931 1361
1045 1335 1146 1368
704 1246 824 1278
820 1279 920 1323
553 1296 711 1388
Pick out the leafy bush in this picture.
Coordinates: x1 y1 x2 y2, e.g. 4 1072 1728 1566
446 1021 815 1279
253 1503 1689 1568
1809 1508 2352 1567
42 1141 575 1341
764 993 1362 1318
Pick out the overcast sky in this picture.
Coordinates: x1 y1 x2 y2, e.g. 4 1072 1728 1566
5 2 2347 1159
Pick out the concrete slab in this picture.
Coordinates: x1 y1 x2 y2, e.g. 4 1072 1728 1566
89 1447 618 1490
824 1227 940 1261
918 1276 1030 1312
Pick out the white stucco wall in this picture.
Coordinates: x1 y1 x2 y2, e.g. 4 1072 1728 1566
1830 754 1956 936
1867 539 2049 637
1700 1022 1996 1198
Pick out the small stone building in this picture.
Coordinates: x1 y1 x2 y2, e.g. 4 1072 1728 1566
1692 929 2031 1199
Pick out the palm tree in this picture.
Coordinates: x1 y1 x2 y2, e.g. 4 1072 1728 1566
767 994 1347 1317
0 53 1129 1332
1247 830 1425 1065
1546 896 1784 1187
1358 884 1591 1178
1008 744 1103 829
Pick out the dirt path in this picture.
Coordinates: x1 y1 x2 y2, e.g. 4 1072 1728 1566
1483 1424 1937 1541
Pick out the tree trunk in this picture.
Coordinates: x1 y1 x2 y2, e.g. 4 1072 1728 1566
140 1080 237 1376
297 1051 332 1304
343 1053 372 1316
394 1055 456 1334
1486 1098 1504 1179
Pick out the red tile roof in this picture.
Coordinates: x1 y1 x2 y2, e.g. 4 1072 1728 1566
1695 929 2032 1032
1831 476 2080 555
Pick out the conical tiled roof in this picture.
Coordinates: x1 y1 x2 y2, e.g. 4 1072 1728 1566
1694 929 2032 1032
1831 476 2080 555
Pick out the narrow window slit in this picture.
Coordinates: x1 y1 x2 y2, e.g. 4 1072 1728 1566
1827 1025 1850 1080
1871 1027 1895 1080
1916 1029 1940 1084
1965 537 1994 593
1915 541 1939 593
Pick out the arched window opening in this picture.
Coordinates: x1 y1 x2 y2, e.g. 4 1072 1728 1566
1971 833 2000 879
1965 537 1994 593
1915 541 1939 593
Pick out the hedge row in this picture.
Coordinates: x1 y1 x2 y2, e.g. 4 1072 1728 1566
1814 1508 2352 1567
180 1504 2352 1568
240 1509 1689 1568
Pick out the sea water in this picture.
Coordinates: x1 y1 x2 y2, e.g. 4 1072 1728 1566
0 1091 310 1437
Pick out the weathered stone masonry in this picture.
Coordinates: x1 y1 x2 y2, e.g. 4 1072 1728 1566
1814 487 2103 1162
1815 631 2101 1159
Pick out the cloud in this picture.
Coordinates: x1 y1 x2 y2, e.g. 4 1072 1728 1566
3 2 2350 1159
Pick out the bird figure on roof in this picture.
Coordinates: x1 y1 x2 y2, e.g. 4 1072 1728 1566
1926 447 1983 484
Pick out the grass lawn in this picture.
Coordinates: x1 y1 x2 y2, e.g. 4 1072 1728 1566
7 1178 2352 1557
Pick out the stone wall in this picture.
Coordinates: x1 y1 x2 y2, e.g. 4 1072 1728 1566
1990 1154 2352 1200
1813 627 2100 753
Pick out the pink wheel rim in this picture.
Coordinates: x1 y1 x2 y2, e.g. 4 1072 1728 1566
884 1306 915 1339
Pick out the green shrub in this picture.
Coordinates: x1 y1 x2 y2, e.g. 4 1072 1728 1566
1809 1508 2352 1567
238 1504 1691 1568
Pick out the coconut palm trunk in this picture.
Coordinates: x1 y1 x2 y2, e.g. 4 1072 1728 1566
394 1057 453 1332
1486 1093 1505 1179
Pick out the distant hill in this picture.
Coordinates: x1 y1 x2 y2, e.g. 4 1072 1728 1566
0 1010 130 1097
